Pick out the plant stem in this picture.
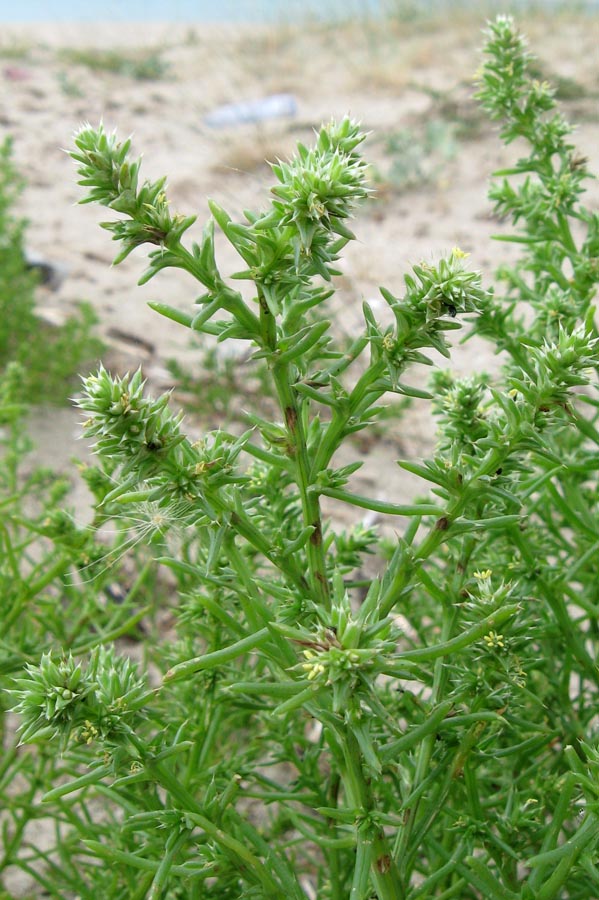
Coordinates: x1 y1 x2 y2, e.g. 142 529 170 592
258 288 330 610
310 360 387 476
394 594 456 884
127 732 299 898
199 483 308 592
173 244 261 337
341 728 403 900
274 361 330 609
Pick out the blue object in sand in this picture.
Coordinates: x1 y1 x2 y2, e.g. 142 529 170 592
204 93 297 128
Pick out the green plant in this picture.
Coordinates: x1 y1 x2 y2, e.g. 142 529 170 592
59 48 168 81
166 344 273 425
381 118 458 192
57 70 85 98
0 139 102 404
8 16 599 899
0 40 31 60
0 361 170 898
407 83 488 141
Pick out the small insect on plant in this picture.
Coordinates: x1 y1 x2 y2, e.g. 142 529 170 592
9 15 599 900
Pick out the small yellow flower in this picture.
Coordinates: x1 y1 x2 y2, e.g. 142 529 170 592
301 649 326 680
117 392 131 414
382 334 396 353
483 631 505 649
474 569 492 580
79 719 99 746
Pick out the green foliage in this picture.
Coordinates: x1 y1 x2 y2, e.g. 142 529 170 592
167 346 274 424
59 47 168 80
0 363 171 898
7 16 599 900
56 70 85 98
0 139 103 404
0 40 31 60
382 119 458 192
11 645 150 748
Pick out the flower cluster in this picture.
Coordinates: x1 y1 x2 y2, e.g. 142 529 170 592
262 118 369 248
76 365 185 478
240 118 371 305
432 371 490 452
367 249 489 392
10 646 149 749
508 325 599 426
71 123 195 263
403 250 488 321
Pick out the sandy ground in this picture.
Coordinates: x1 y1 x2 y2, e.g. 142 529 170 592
1 10 599 896
2 11 598 520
